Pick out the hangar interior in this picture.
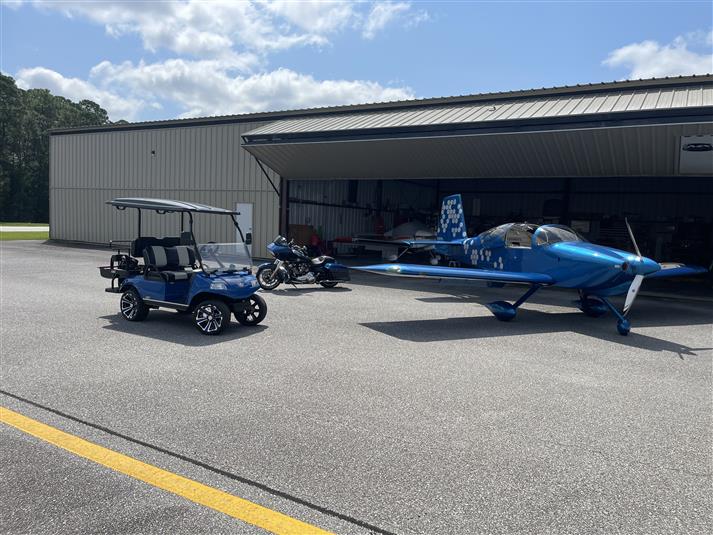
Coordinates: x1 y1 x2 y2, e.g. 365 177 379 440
285 176 712 266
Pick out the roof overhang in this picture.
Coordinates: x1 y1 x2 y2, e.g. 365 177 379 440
242 114 713 180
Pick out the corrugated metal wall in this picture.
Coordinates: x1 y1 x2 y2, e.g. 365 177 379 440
288 180 437 241
49 123 280 258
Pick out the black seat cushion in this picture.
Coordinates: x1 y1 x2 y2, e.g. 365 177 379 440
132 237 180 258
144 245 195 269
144 245 195 282
160 271 190 282
144 270 189 282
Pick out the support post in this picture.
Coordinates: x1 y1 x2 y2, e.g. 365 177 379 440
252 156 280 197
280 177 290 237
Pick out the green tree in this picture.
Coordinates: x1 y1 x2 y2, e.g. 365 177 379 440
0 74 114 222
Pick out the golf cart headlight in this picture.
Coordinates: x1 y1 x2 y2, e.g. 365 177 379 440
210 281 227 290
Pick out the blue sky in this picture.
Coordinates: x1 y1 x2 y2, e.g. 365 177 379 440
2 1 711 121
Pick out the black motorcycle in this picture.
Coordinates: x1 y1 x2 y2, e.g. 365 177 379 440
256 236 350 290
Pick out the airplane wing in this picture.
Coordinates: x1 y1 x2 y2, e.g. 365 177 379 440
646 263 709 279
402 239 463 247
353 237 412 246
353 263 554 285
353 238 461 248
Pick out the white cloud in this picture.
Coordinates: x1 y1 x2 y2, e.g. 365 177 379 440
89 59 414 118
12 1 426 121
363 1 426 39
603 31 713 78
15 66 148 120
262 0 356 35
25 1 426 57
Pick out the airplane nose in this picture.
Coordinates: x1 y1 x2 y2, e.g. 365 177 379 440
625 256 660 276
640 257 661 275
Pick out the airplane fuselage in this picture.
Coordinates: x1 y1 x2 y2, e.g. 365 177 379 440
438 229 660 296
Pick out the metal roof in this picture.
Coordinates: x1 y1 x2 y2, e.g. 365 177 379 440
51 74 712 135
243 84 713 139
107 198 240 215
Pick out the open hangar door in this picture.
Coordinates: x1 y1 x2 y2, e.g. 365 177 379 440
281 176 712 270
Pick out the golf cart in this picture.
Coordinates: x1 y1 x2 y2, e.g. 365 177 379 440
99 198 266 335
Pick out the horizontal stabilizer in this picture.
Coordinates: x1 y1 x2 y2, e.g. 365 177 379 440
646 263 708 279
352 263 554 285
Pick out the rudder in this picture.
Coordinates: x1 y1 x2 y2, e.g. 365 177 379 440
437 194 467 241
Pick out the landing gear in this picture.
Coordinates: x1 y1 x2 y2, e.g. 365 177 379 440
597 296 632 336
616 319 631 336
485 285 540 322
577 292 608 318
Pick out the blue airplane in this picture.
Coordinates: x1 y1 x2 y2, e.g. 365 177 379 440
354 194 708 335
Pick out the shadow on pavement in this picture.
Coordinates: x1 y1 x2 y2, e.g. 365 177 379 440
360 308 713 358
100 312 267 346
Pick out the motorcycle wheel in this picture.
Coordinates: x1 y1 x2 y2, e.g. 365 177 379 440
319 281 339 288
257 267 281 290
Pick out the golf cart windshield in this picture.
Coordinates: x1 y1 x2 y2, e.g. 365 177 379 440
197 242 252 273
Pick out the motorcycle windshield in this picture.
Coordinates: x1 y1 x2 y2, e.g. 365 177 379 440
197 243 252 273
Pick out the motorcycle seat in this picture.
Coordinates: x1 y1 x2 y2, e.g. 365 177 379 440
311 255 334 265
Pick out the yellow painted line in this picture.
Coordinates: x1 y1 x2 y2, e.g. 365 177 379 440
1 406 333 535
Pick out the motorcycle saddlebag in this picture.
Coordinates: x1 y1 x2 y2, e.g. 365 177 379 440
323 263 351 281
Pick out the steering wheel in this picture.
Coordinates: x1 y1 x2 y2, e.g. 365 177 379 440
199 242 219 256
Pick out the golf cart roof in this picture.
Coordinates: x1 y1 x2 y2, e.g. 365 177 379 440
107 198 239 215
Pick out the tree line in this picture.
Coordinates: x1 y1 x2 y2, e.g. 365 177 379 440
0 73 118 222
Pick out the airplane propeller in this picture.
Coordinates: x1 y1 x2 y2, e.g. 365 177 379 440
624 217 642 258
623 274 644 316
623 218 643 317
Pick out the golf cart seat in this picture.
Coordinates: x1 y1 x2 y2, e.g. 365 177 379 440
131 236 180 258
144 245 196 282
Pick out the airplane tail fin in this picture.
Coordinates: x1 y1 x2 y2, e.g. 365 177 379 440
437 194 467 242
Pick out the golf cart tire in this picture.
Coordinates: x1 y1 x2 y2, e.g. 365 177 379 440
120 288 149 322
235 294 267 326
194 299 231 335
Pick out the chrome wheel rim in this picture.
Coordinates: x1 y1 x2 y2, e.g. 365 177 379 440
120 292 138 319
196 304 224 333
259 269 278 288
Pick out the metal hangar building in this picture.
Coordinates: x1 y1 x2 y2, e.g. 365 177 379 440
49 75 713 264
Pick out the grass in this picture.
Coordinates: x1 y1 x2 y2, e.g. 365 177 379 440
0 222 48 226
0 231 49 241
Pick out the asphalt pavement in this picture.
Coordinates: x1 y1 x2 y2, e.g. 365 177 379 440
1 240 711 534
